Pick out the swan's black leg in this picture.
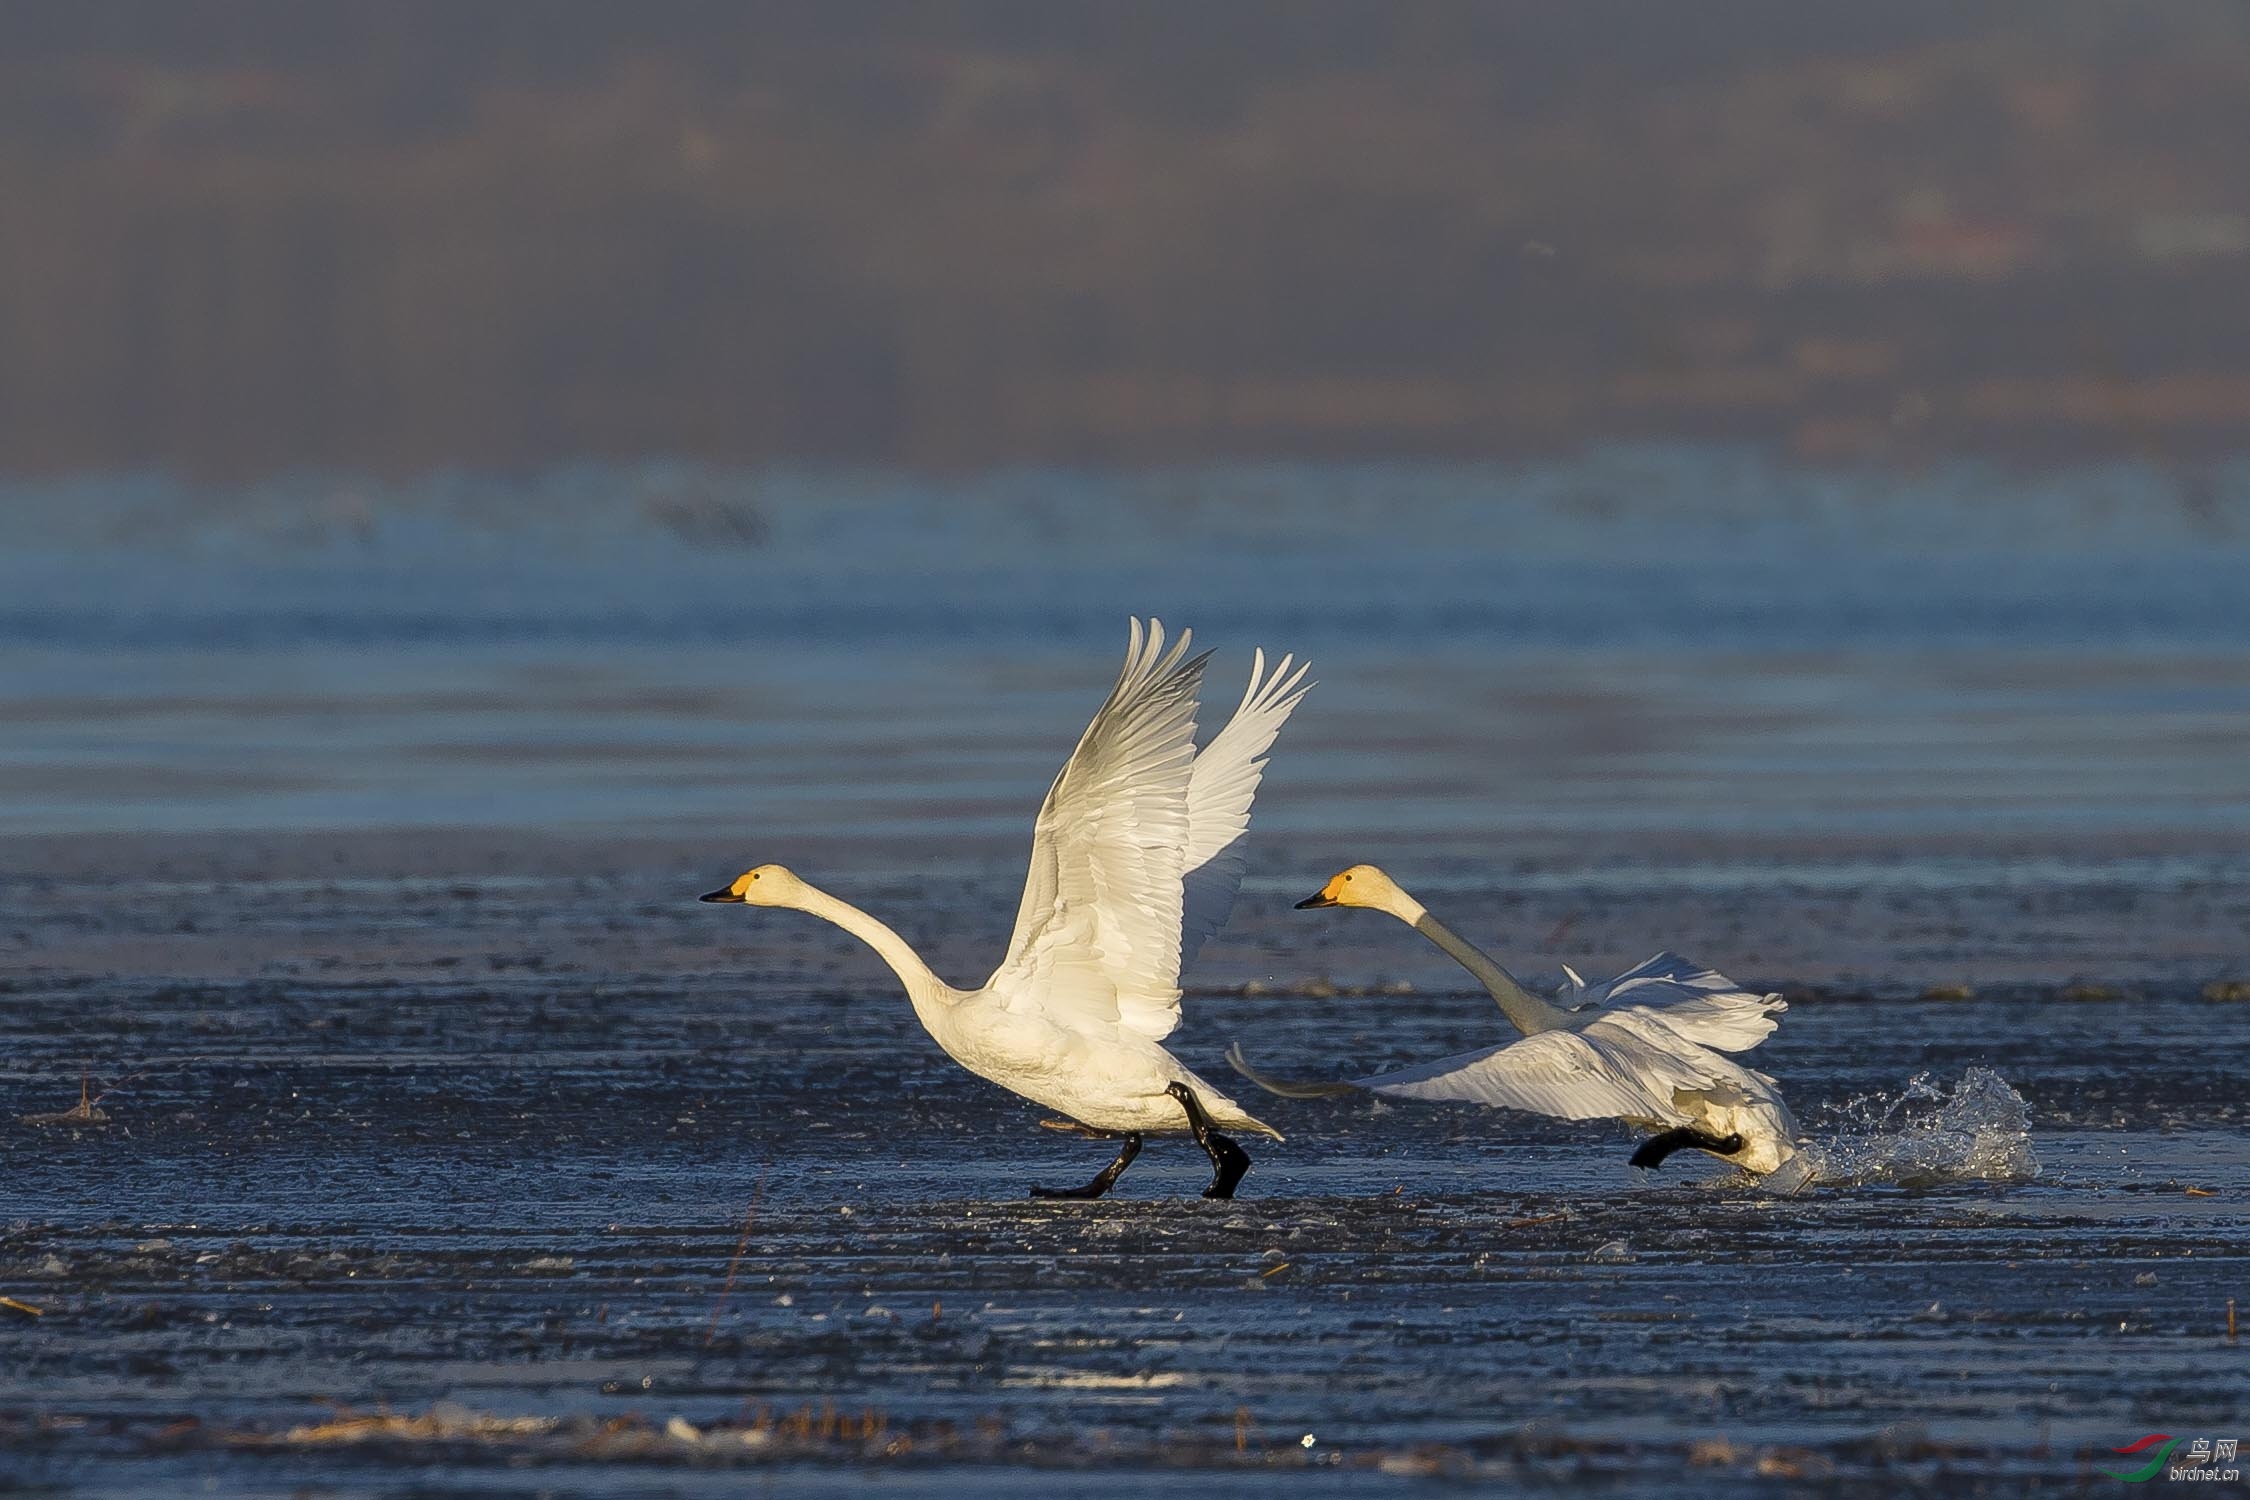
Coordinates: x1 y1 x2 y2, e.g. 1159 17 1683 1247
1164 1082 1251 1200
1629 1128 1746 1170
1029 1132 1141 1199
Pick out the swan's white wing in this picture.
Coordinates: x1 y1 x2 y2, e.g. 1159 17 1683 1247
1227 1027 1684 1122
991 618 1205 1038
1578 951 1786 1053
1345 1026 1688 1123
1175 648 1313 974
1229 1014 1791 1134
1585 1006 1802 1137
1001 618 1196 965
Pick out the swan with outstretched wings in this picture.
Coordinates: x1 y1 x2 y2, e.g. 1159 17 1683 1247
1231 865 1809 1188
703 619 1311 1200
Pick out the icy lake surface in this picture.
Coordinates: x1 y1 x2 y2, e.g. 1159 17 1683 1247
2 452 2246 1493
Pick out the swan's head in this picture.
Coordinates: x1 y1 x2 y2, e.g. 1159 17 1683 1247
1296 863 1412 916
699 863 807 908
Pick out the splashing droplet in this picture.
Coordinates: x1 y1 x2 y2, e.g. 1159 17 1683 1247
1798 1067 2040 1187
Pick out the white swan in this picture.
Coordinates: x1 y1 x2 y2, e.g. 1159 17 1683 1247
1229 864 1808 1184
702 619 1311 1200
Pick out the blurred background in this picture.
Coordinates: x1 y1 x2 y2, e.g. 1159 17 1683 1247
2 0 2247 862
10 0 2250 473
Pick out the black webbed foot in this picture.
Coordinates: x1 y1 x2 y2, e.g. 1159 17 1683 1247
1629 1128 1748 1170
1029 1132 1141 1199
1200 1132 1250 1199
1164 1081 1252 1200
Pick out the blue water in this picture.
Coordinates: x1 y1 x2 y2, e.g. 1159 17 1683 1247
3 448 2246 839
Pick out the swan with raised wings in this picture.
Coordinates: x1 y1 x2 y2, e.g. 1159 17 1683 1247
701 620 1310 1200
1229 864 1808 1185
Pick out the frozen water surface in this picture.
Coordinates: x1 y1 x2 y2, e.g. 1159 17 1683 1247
1 455 2246 1493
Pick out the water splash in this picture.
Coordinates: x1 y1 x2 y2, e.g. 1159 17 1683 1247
1799 1067 2041 1188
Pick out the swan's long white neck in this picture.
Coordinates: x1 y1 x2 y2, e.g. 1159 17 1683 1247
786 882 961 1017
1376 886 1573 1035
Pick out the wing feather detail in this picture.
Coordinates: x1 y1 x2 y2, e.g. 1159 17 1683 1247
991 618 1206 1038
1231 1012 1783 1131
1577 951 1786 1053
1175 648 1314 975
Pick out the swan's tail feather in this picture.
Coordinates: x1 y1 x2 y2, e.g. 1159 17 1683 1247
1229 1113 1287 1142
1225 1041 1362 1100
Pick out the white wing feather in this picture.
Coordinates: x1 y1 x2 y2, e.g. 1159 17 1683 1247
1232 1010 1774 1130
991 619 1206 1039
1575 951 1786 1053
1176 648 1313 973
1349 1022 1692 1123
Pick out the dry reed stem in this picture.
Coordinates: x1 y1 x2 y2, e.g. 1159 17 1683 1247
705 1164 773 1347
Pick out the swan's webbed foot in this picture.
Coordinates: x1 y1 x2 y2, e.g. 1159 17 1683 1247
1164 1081 1252 1200
1200 1133 1250 1200
1629 1128 1747 1170
1029 1132 1140 1199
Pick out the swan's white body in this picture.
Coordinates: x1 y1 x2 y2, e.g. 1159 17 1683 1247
1235 867 1805 1181
707 620 1308 1143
